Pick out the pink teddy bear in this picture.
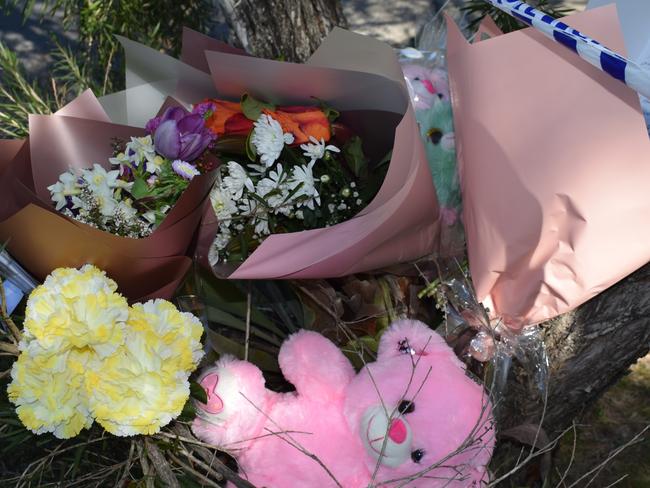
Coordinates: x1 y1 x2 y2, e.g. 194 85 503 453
192 319 495 487
401 64 450 111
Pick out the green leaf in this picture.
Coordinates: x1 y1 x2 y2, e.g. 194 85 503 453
189 381 208 404
241 93 275 121
177 399 196 422
130 177 149 199
343 136 369 178
206 329 281 372
246 130 257 162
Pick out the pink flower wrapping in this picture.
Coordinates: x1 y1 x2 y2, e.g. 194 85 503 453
447 5 650 328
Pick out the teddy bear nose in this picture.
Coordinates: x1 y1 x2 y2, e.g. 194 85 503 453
388 419 407 444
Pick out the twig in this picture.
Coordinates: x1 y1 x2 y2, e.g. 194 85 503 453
115 440 136 488
240 392 344 488
168 452 222 488
555 422 578 487
245 282 252 361
566 423 650 488
136 439 155 488
144 437 180 488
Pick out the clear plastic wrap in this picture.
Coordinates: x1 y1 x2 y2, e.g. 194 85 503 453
398 12 465 257
433 258 549 408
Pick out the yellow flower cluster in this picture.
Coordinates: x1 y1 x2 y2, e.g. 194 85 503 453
7 266 204 439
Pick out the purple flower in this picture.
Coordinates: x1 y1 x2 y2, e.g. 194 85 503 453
145 115 162 135
148 107 215 162
192 101 217 118
172 160 200 180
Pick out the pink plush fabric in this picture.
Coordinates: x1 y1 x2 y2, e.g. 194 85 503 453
401 64 450 110
193 320 494 487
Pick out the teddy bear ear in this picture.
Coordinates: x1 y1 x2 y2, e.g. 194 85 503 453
377 319 448 360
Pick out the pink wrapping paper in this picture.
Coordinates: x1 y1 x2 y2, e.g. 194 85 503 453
0 90 217 300
447 5 650 327
176 28 442 278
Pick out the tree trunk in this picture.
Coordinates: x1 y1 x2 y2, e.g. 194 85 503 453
217 0 347 62
499 263 650 435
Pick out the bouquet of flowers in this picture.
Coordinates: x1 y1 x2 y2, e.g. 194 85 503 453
0 92 217 300
49 105 215 238
199 96 387 265
116 27 442 279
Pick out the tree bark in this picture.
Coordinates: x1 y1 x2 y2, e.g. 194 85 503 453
217 0 347 62
499 263 650 435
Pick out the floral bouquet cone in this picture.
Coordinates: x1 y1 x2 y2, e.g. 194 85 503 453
446 5 650 328
0 90 217 300
116 27 442 279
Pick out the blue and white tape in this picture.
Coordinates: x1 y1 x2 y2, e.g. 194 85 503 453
483 0 650 100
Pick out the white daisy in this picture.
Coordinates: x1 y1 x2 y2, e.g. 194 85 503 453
289 160 320 210
239 198 270 236
251 114 294 167
210 181 238 224
223 161 255 199
300 136 339 163
256 164 291 213
213 225 232 251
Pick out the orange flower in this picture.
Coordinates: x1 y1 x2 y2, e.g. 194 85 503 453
264 106 331 145
201 99 331 145
204 100 253 137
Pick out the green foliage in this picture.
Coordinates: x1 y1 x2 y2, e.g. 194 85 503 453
0 42 56 138
0 0 215 138
460 0 574 34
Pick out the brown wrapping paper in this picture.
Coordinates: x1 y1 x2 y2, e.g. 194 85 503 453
0 90 217 300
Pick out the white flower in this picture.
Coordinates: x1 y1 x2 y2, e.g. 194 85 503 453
300 136 340 163
210 180 238 223
94 192 118 217
145 155 165 175
213 226 231 251
109 152 131 169
247 163 268 177
295 210 304 220
82 164 120 195
251 114 294 167
209 226 232 266
257 164 292 213
116 201 137 219
239 198 270 236
48 172 80 210
337 203 347 211
289 161 320 210
223 161 254 199
126 136 156 167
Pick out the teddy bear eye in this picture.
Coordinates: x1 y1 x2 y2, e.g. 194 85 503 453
411 449 425 463
398 400 415 414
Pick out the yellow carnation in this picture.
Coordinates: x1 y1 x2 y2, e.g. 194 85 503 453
90 299 204 436
22 265 128 358
8 348 95 438
8 267 204 439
